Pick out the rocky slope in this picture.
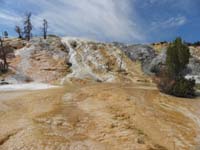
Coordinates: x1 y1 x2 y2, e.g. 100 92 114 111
114 43 157 74
1 36 200 85
61 37 148 84
1 36 150 85
4 37 70 84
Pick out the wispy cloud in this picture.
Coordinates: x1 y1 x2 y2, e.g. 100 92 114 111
0 9 22 24
0 0 144 43
36 0 144 42
0 0 199 43
151 16 187 30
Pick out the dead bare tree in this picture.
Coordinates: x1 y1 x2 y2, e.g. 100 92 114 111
42 19 48 39
24 12 32 41
15 26 23 39
0 37 8 72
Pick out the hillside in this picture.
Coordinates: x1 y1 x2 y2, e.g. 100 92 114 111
0 37 200 150
0 36 151 85
1 37 199 85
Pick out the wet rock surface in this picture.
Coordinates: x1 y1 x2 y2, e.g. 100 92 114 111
0 83 200 150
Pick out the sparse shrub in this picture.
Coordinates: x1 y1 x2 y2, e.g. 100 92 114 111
48 34 59 38
156 67 175 94
171 77 195 98
70 41 77 48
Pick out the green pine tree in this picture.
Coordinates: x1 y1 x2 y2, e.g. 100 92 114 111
166 37 190 78
157 37 195 98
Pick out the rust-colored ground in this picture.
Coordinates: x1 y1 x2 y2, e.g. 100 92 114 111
0 82 200 150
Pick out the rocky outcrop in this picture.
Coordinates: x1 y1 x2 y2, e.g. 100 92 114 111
186 48 200 83
190 46 200 59
118 43 200 84
147 49 167 74
61 38 143 84
1 37 71 84
115 43 157 74
15 37 71 83
188 58 200 75
4 38 26 50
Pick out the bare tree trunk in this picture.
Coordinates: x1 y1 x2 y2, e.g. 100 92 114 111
44 30 46 39
24 12 32 41
43 19 48 39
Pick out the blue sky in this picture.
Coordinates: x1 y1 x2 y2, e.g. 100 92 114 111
0 0 200 43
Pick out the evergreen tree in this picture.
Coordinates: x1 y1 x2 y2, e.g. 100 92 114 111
166 37 190 78
157 37 195 98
